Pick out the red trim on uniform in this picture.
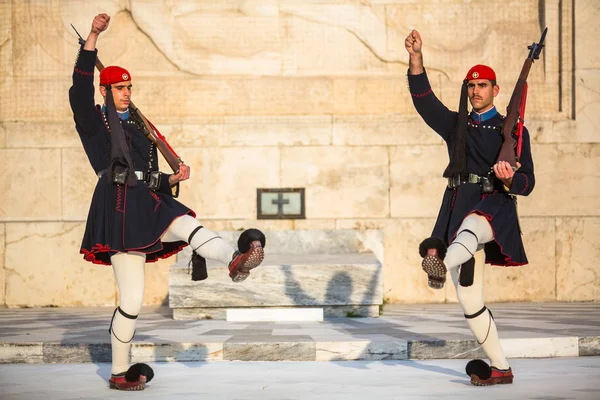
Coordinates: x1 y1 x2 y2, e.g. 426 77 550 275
145 242 189 263
412 89 433 98
80 241 189 266
149 191 162 212
470 210 527 267
122 210 196 252
450 189 458 211
481 189 498 200
116 185 124 212
122 185 128 249
449 209 527 268
81 243 114 265
518 173 529 195
74 67 94 77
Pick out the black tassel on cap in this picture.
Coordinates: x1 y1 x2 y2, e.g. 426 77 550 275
443 79 470 178
105 85 137 187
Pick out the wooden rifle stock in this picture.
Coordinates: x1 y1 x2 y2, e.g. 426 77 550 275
497 27 547 169
71 25 182 174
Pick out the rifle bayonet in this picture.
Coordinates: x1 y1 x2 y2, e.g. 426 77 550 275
70 24 86 46
527 27 547 60
496 27 547 169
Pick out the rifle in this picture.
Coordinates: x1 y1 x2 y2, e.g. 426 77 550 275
497 27 547 169
71 24 183 174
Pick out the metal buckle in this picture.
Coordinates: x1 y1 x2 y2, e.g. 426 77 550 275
447 175 460 189
468 173 481 184
134 171 145 180
147 171 161 190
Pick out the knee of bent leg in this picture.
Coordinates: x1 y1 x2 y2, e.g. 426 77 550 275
459 214 482 235
461 214 493 244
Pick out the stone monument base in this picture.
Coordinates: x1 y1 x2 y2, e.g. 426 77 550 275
168 230 383 320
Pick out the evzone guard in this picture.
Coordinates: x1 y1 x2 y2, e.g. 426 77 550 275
405 28 545 385
69 14 266 390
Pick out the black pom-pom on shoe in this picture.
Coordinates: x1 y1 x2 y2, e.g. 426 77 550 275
125 363 155 383
418 237 447 259
465 359 492 380
237 228 266 253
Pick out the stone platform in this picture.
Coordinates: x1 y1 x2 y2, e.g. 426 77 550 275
0 303 598 364
169 230 384 320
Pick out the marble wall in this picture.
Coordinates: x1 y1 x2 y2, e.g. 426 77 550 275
0 0 598 306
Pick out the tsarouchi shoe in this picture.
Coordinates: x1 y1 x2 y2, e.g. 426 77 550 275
418 237 448 289
466 359 514 386
109 363 154 391
228 228 265 283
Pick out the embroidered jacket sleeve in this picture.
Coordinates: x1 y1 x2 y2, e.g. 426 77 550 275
407 70 457 141
69 46 110 173
69 47 102 138
509 126 535 196
157 172 180 198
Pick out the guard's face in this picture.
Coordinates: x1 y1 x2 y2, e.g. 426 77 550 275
100 80 132 112
467 79 499 113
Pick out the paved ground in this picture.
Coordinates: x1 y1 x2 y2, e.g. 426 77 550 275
1 357 599 399
1 303 598 362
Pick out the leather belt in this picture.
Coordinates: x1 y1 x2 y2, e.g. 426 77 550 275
447 173 484 189
97 169 148 181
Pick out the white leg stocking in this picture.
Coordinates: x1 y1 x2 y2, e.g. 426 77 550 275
444 214 494 271
162 215 234 265
110 252 146 375
454 250 510 370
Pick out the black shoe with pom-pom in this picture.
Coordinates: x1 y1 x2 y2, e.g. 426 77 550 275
466 359 514 386
109 363 154 391
228 229 266 283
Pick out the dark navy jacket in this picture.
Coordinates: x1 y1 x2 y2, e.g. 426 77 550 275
408 70 535 266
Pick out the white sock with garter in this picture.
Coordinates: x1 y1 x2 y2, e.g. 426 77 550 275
452 249 510 370
443 214 493 271
163 215 234 265
110 252 146 375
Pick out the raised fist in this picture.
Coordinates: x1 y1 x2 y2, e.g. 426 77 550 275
91 13 111 35
405 29 422 55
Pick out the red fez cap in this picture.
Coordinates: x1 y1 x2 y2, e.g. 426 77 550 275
99 66 132 86
465 64 496 81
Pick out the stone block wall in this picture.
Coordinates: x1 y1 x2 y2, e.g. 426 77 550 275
0 0 598 307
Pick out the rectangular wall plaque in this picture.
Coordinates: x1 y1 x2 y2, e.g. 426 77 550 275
257 188 305 219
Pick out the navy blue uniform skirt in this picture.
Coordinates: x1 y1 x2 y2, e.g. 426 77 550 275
81 177 195 265
431 183 527 267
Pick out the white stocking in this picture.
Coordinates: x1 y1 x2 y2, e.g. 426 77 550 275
451 250 510 370
162 215 234 265
444 213 494 271
110 251 146 375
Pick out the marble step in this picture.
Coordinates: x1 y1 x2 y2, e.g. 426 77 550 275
183 229 383 256
169 253 383 320
2 304 599 364
2 336 595 364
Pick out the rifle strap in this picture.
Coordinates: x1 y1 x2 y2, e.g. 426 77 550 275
516 82 528 158
147 119 182 160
